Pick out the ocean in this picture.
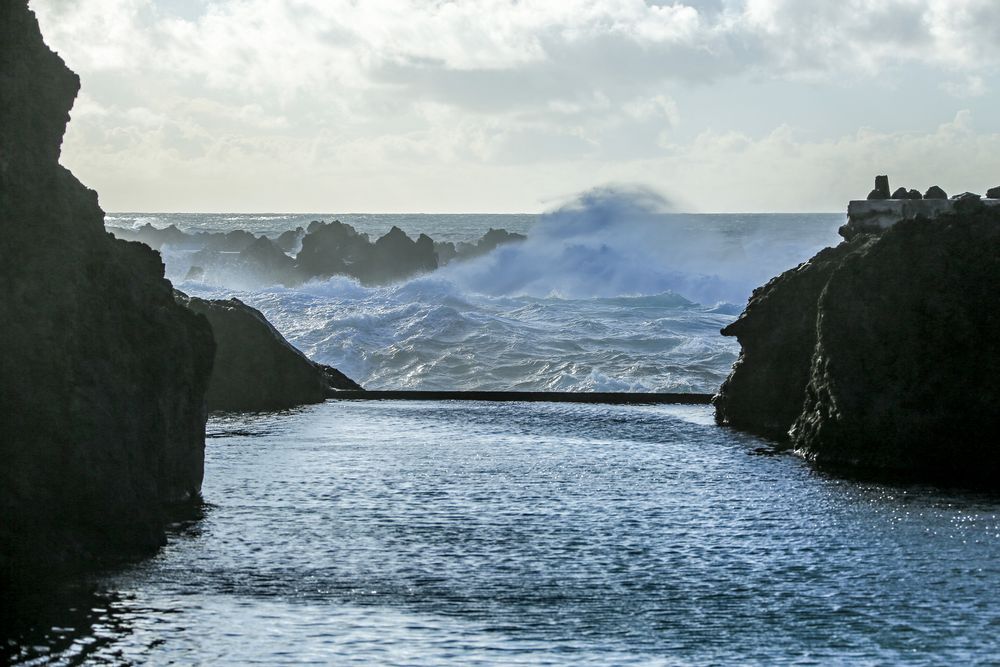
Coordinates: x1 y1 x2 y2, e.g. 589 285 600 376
106 204 843 393
7 206 999 665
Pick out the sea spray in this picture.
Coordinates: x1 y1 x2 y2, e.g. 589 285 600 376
169 186 840 390
440 185 837 305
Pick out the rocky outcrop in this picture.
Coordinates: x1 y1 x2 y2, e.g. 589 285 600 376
713 239 867 441
715 197 1000 486
1 1 215 580
177 294 362 412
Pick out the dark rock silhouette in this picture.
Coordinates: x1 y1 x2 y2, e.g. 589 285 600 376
987 186 1000 199
238 236 305 286
713 241 863 440
715 197 1000 486
890 187 921 200
867 175 890 200
1 2 215 580
924 185 948 199
951 191 982 201
177 294 362 411
110 218 525 287
295 220 371 280
274 226 305 253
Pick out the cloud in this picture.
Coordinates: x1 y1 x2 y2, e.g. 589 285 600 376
28 0 1000 212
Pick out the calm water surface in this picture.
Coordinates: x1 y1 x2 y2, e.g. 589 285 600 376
8 401 999 665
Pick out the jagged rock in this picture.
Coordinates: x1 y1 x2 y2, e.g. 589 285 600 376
1 1 215 580
716 204 1000 486
867 175 890 200
924 185 948 199
238 236 305 286
295 220 371 279
713 239 867 440
987 186 1000 199
359 226 437 284
435 240 458 265
176 294 362 412
274 226 305 253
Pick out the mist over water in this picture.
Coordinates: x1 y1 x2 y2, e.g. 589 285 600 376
122 187 842 391
440 186 832 305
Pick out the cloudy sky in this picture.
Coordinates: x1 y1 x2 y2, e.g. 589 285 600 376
32 0 1000 213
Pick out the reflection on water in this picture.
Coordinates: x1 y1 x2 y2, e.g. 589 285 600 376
5 401 1000 665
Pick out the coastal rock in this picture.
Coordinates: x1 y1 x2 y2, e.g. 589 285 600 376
951 191 982 202
1 2 215 579
715 202 1000 486
987 186 1000 199
907 188 922 200
712 239 867 440
891 187 909 199
924 185 947 199
238 236 305 286
295 220 370 280
177 294 362 411
274 226 305 253
867 175 890 200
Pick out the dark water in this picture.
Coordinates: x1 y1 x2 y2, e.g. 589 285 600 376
8 401 999 665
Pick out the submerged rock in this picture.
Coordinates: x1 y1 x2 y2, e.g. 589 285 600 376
715 199 1000 486
176 294 362 411
1 2 215 579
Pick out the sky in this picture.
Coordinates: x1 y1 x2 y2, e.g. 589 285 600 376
31 0 1000 213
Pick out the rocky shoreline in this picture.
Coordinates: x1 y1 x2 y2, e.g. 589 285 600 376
715 178 1000 487
109 218 526 288
1 1 362 583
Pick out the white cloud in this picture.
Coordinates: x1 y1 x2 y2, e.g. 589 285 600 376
28 0 1000 212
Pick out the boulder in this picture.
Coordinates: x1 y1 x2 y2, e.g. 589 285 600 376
987 186 1000 200
867 175 890 200
715 203 1000 486
891 187 909 199
1 1 215 580
177 294 362 412
951 191 982 202
924 185 948 199
906 188 922 200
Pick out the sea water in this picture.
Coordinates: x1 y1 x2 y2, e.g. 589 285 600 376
6 206 999 665
109 205 844 392
6 401 1000 664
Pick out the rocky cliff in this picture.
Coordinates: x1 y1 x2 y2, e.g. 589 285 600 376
715 198 1000 486
1 1 215 580
177 294 362 411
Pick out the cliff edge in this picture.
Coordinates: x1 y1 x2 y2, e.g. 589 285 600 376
1 1 215 580
715 190 1000 487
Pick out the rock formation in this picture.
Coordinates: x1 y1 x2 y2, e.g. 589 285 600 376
1 2 215 579
924 185 947 199
715 189 1000 486
177 294 362 411
988 186 1000 200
